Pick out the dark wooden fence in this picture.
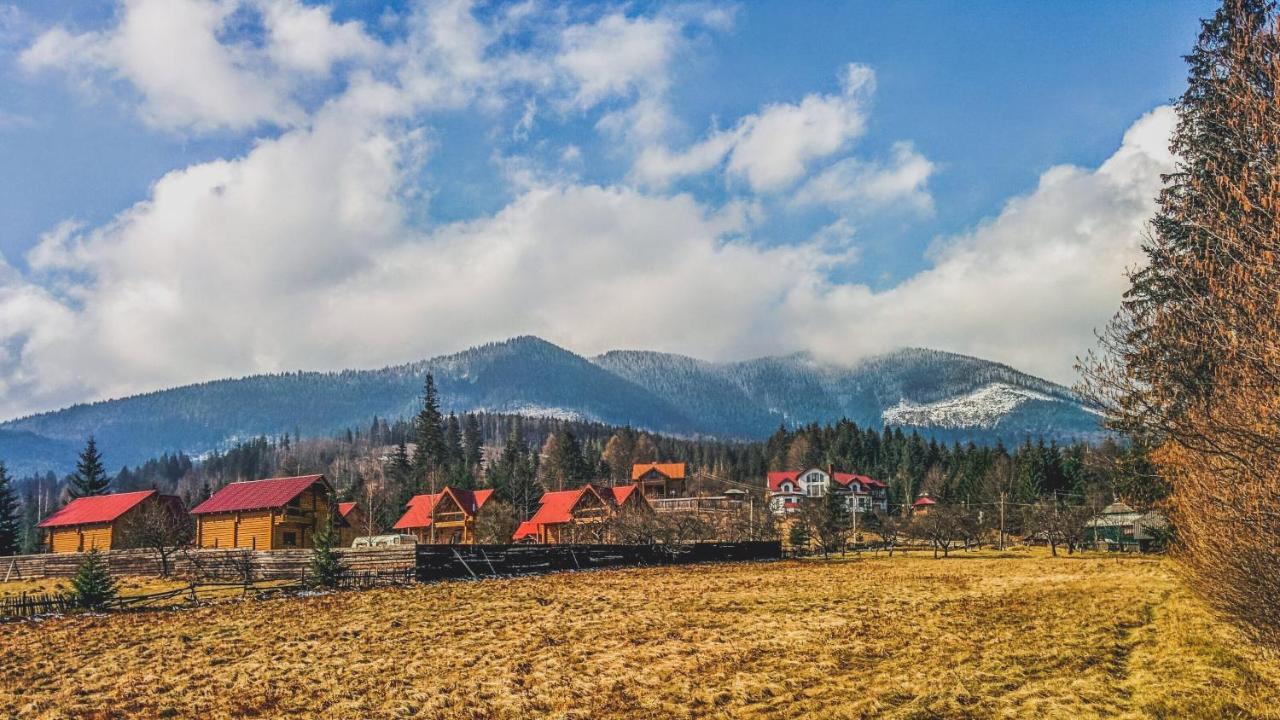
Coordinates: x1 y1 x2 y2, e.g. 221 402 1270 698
416 541 782 582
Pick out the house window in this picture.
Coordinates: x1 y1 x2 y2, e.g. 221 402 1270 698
283 531 298 547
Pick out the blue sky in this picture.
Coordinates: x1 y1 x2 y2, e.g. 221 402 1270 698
0 1 1208 418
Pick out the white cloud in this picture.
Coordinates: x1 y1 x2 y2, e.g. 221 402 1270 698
791 106 1178 382
259 0 380 74
558 12 678 109
635 63 875 191
0 1 1177 419
18 0 383 131
794 141 936 215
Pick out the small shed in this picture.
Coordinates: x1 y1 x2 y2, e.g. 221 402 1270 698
191 474 333 550
37 490 184 553
1085 502 1169 552
912 494 937 516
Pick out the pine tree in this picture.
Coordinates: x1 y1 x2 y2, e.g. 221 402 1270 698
412 374 446 481
0 462 18 556
819 489 852 556
68 437 109 498
463 413 484 470
491 426 543 520
71 549 117 610
444 413 465 468
308 517 345 589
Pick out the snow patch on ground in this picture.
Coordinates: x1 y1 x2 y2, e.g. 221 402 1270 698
488 405 588 422
882 383 1059 430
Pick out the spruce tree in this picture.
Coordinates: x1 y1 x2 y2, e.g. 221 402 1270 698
68 436 109 499
819 489 853 556
412 374 446 479
71 549 117 610
0 462 18 556
462 413 484 470
308 517 345 589
444 413 465 468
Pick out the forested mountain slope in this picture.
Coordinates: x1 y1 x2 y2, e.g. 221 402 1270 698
0 337 1102 474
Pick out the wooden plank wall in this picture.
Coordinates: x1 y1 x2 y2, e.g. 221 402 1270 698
0 541 780 584
0 546 417 582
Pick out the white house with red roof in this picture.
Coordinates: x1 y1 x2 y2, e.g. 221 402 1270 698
766 467 888 515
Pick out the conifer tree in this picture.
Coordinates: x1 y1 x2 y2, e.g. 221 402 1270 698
444 412 465 468
308 517 345 589
71 549 117 610
0 462 18 556
491 426 543 520
462 413 484 470
412 374 446 480
68 437 109 499
818 489 853 556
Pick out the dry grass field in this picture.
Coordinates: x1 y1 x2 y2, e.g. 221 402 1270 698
1 548 1277 720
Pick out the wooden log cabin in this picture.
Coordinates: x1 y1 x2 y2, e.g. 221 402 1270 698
392 487 494 544
37 490 184 553
513 484 648 544
631 462 687 498
191 474 334 550
335 502 370 547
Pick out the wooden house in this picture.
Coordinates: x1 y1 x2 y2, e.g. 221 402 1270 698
392 487 494 544
1085 502 1169 552
631 462 687 498
191 474 334 550
336 502 370 547
37 490 184 553
912 494 937 516
512 484 646 544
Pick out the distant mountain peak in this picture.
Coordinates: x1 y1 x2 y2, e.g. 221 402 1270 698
0 335 1104 475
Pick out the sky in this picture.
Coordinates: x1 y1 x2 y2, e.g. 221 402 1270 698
0 0 1213 420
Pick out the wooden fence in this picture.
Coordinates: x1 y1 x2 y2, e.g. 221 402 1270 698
0 545 417 582
416 541 782 582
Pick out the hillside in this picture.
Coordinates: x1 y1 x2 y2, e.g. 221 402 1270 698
0 336 1103 474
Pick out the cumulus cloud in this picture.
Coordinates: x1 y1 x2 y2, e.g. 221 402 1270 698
635 63 875 191
794 141 936 215
792 106 1177 382
18 0 381 131
0 1 1176 419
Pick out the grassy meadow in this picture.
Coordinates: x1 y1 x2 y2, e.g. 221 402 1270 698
1 548 1277 719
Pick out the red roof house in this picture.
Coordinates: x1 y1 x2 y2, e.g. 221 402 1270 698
511 485 615 544
192 474 333 550
38 490 185 553
912 494 938 515
393 486 494 544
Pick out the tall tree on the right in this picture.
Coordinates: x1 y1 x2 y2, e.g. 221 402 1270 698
68 437 110 499
1080 0 1280 648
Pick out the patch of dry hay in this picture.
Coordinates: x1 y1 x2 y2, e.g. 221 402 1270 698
1 550 1276 719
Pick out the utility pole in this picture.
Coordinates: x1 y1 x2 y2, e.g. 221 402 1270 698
999 491 1007 551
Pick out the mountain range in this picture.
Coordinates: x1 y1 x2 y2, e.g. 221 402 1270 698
0 336 1104 475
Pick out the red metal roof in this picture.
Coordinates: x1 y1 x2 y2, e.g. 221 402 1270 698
526 485 611 526
191 474 327 515
37 490 160 528
766 471 801 492
336 501 359 518
393 487 494 530
393 492 441 530
513 520 540 541
610 483 639 506
631 462 686 480
913 496 937 507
